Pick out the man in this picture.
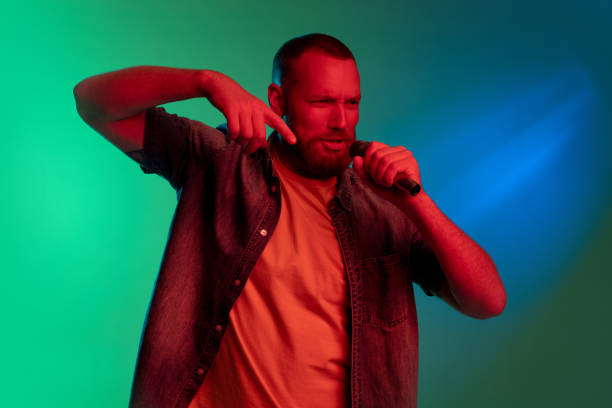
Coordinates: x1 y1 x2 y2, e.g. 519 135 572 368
74 33 506 408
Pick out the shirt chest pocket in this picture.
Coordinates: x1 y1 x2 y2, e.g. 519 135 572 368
360 252 412 328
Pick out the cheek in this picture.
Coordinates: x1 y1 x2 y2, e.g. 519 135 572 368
348 109 359 125
299 109 328 127
292 113 329 139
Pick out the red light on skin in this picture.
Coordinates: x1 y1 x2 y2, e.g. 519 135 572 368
320 140 346 152
267 49 360 179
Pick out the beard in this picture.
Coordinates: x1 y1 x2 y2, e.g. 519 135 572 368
291 133 355 179
280 106 356 179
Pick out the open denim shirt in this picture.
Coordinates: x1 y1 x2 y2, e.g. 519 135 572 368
128 107 445 408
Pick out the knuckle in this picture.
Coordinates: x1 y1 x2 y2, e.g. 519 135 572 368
227 123 239 136
242 128 252 139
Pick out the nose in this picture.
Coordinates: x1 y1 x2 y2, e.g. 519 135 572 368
328 103 347 131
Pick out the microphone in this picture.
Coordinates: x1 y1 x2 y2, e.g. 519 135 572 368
349 140 421 196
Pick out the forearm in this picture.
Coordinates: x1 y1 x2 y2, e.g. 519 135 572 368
73 65 215 121
403 192 507 318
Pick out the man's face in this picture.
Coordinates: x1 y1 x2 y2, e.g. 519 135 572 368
279 50 361 179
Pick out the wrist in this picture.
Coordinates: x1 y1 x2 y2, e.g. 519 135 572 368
197 69 218 99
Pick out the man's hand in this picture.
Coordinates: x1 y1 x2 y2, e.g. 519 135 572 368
201 71 297 155
352 141 422 210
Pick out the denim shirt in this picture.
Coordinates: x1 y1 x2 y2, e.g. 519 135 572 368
128 107 445 408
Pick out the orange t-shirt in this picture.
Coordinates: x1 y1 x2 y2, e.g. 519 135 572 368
188 147 350 407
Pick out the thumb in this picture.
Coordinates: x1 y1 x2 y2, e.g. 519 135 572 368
352 156 364 173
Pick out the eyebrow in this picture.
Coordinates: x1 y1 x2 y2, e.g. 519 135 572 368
308 94 362 100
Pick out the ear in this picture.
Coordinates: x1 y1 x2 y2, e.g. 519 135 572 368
268 83 285 117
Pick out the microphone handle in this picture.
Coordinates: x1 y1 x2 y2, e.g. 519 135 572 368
349 140 421 196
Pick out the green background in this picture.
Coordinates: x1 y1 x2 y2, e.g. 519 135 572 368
2 1 610 406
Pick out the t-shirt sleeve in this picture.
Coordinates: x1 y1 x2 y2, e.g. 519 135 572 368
410 227 447 297
137 106 228 190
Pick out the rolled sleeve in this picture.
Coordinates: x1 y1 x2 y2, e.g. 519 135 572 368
410 227 446 297
138 106 228 190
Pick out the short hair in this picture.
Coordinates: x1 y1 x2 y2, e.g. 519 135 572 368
272 33 356 88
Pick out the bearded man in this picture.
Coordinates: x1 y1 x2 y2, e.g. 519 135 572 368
74 33 506 408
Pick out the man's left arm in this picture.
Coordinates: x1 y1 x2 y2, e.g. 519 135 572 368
352 142 507 320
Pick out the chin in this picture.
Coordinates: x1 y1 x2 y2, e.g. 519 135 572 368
304 154 352 179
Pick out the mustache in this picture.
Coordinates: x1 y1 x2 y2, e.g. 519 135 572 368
317 133 355 142
285 132 355 145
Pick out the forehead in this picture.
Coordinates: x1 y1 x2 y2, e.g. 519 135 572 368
288 50 360 96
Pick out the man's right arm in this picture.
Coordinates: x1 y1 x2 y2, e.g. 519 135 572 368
73 65 296 159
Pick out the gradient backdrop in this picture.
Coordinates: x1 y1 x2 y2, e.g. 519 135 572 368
2 0 611 406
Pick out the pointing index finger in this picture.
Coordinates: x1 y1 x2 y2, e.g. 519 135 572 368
265 111 297 144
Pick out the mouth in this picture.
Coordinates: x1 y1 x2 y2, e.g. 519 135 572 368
320 139 346 151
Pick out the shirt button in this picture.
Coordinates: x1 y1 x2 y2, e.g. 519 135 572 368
234 279 241 287
215 325 223 332
196 367 205 376
259 229 268 236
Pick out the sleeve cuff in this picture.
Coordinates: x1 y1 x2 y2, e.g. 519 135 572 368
138 107 165 175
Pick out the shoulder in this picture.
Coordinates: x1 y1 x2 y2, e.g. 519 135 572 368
345 168 417 254
347 168 410 222
146 107 232 154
